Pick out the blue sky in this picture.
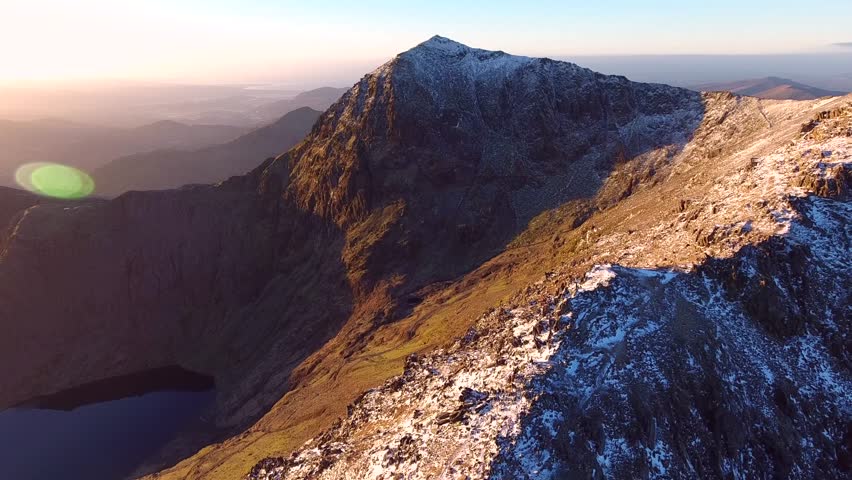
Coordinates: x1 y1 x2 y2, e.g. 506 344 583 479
161 0 852 54
1 0 851 84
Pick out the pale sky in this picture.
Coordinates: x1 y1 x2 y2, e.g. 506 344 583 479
1 0 851 85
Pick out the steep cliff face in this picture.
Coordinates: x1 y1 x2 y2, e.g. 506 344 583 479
0 182 274 405
247 100 851 480
281 36 701 290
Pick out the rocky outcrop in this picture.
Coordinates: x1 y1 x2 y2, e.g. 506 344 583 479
247 97 850 480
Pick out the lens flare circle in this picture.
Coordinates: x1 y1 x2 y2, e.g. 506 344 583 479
14 162 95 199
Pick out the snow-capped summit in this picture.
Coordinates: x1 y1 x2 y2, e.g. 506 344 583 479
391 35 543 95
285 34 702 231
404 35 528 64
413 35 475 54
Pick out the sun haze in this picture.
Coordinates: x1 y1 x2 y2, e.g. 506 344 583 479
2 0 852 86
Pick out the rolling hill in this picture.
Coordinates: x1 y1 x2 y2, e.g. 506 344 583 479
691 76 847 100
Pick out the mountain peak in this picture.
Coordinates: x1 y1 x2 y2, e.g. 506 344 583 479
405 35 522 62
390 35 539 87
417 35 471 52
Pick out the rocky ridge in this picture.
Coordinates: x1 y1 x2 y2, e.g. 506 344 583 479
247 101 851 479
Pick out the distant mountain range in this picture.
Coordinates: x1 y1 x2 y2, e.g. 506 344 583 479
692 76 848 100
252 87 348 123
0 83 299 127
0 86 346 192
92 107 322 196
0 118 248 187
152 87 348 127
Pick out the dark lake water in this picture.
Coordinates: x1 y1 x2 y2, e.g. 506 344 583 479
0 367 215 480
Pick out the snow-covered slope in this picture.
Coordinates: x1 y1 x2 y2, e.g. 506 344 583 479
247 91 851 479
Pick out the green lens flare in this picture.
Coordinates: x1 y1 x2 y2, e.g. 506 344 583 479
14 163 95 199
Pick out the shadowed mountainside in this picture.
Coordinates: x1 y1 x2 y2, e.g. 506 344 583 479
0 187 40 229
